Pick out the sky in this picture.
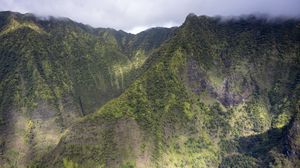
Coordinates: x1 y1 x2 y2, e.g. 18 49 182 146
1 0 300 34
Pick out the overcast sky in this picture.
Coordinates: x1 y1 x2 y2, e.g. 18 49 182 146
1 0 300 33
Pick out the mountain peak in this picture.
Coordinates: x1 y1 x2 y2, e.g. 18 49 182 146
186 13 197 18
183 13 214 26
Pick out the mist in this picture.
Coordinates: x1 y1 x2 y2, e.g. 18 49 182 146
1 0 299 33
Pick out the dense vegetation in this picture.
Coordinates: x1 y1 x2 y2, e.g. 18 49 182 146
0 11 299 168
0 11 175 167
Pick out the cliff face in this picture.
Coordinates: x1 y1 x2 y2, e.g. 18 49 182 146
0 11 299 168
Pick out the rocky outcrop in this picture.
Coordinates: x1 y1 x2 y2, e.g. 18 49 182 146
186 59 252 107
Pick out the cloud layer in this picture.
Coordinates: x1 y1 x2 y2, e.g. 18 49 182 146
1 0 300 33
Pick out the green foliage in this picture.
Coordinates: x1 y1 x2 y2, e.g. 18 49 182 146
0 11 175 168
245 101 271 132
0 12 299 168
24 120 34 143
273 112 291 128
220 154 258 168
40 14 300 167
121 162 135 168
63 158 79 168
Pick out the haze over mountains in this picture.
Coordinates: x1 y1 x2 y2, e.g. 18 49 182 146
1 0 300 33
0 11 299 168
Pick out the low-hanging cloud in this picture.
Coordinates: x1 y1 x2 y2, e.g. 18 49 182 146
1 0 300 33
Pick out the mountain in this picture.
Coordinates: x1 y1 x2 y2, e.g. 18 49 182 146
0 11 299 168
0 11 175 167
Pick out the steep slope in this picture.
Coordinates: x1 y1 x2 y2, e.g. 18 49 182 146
38 15 300 168
0 11 175 167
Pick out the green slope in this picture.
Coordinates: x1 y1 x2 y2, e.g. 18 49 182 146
0 11 175 167
0 11 299 168
37 15 300 168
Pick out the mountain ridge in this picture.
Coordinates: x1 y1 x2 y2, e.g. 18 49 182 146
0 10 176 167
40 12 299 167
0 11 299 168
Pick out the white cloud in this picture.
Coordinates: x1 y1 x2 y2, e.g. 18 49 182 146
0 0 299 33
129 26 151 34
128 21 178 34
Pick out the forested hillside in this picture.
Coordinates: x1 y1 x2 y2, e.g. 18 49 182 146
0 11 299 168
0 11 175 167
